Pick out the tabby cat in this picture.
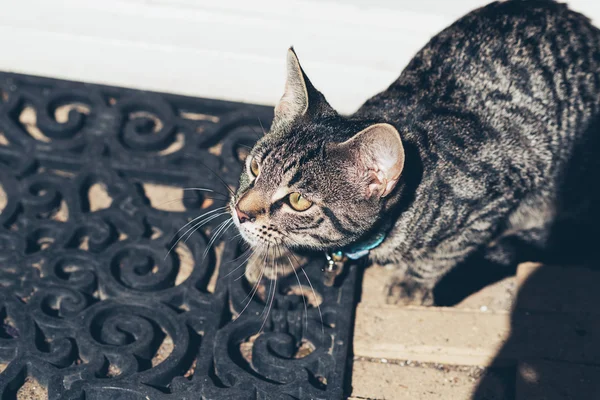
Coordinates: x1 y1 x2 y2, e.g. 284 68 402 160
230 0 600 304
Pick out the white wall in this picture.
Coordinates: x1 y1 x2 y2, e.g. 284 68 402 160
0 0 599 114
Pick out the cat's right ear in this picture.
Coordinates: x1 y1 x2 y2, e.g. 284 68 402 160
272 48 310 129
334 123 405 199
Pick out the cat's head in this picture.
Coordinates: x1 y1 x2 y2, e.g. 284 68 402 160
230 48 405 252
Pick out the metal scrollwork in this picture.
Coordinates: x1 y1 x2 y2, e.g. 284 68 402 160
0 73 356 399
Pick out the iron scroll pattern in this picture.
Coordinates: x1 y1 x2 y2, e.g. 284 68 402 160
0 73 357 399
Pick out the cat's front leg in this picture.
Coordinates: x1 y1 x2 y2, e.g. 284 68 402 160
384 269 435 306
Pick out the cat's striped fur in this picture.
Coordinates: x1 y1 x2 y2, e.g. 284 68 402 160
232 0 600 303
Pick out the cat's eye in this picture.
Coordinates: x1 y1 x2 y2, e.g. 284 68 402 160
288 192 312 211
249 157 260 177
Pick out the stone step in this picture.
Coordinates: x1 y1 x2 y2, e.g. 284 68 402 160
351 358 511 400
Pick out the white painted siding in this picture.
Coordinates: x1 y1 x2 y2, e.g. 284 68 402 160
0 0 598 113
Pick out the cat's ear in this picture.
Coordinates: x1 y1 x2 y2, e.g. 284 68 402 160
337 123 405 198
273 48 310 128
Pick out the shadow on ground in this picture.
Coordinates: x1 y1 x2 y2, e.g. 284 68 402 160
433 112 600 399
473 263 600 399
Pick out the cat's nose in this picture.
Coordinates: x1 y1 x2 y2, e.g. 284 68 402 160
235 190 265 223
235 207 255 223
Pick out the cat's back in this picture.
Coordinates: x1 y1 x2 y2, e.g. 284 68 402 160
359 0 600 124
356 0 600 232
438 0 600 109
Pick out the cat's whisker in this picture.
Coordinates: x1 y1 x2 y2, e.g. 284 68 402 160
182 187 230 198
259 244 279 333
234 257 260 284
285 249 308 335
182 214 228 247
154 196 227 209
231 251 256 281
224 246 252 266
259 255 275 319
245 124 260 138
298 261 325 339
197 161 236 196
170 207 227 238
284 241 325 339
237 243 269 319
222 248 253 279
237 245 267 304
202 219 234 260
164 211 227 260
228 233 243 242
243 118 265 139
257 117 266 135
165 207 226 245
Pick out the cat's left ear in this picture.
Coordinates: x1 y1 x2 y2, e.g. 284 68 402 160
273 48 309 128
336 123 405 198
272 48 334 130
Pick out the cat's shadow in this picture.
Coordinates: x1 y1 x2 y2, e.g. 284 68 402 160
433 250 518 307
470 263 600 399
468 112 600 398
430 241 600 398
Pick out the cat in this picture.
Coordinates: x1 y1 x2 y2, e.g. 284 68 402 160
230 0 600 305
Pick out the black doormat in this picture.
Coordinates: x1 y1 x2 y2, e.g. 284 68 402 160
0 73 358 400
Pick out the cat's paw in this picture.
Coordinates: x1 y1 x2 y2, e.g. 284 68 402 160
385 277 434 306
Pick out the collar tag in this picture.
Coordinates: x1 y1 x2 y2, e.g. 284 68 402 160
322 232 386 286
323 251 346 287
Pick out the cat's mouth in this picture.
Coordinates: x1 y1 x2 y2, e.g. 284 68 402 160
230 206 286 248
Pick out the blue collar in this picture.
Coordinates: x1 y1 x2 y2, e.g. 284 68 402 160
323 230 386 286
333 231 386 260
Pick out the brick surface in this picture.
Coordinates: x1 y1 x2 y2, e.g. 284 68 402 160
354 304 600 366
351 359 511 400
353 306 512 366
